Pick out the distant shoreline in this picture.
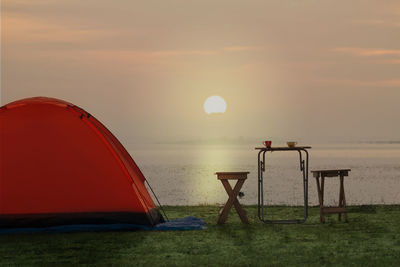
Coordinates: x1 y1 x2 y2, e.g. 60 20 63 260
143 140 400 146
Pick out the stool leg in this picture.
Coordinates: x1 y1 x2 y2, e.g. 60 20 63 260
233 198 249 224
341 175 348 222
338 175 343 221
218 179 247 224
320 176 325 223
217 180 235 224
315 175 325 223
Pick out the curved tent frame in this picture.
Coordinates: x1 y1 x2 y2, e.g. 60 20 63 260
0 97 164 228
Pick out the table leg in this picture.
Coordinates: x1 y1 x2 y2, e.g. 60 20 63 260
257 150 263 220
257 149 309 224
301 150 309 220
261 150 266 220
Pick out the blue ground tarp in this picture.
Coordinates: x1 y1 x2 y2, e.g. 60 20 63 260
0 216 206 235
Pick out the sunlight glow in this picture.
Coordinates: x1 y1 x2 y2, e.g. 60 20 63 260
203 96 227 114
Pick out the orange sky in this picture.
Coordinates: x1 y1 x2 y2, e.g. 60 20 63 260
2 0 400 145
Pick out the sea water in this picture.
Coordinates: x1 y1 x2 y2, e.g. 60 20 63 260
129 143 400 206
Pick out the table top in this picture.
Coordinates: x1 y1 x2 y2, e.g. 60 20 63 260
255 146 311 151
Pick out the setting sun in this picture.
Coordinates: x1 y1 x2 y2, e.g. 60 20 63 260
203 96 227 114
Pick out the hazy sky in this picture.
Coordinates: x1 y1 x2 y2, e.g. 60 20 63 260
2 0 400 145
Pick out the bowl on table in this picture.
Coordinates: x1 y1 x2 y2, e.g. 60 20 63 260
287 141 297 148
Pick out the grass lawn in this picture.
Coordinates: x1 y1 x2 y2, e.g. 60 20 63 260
1 205 400 266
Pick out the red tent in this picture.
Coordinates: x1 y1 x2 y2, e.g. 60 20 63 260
0 97 164 227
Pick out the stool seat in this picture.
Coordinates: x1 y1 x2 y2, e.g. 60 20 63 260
215 172 250 180
312 169 351 223
312 169 350 177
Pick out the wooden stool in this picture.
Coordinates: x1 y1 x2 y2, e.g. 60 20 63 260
216 172 249 224
311 169 351 223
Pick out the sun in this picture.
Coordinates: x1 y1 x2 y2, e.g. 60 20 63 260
203 96 227 114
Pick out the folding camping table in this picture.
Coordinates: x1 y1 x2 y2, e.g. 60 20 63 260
255 146 311 224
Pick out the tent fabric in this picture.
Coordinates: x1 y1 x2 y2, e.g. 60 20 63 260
0 97 164 228
0 216 206 235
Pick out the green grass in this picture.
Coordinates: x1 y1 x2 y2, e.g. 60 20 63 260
1 205 400 266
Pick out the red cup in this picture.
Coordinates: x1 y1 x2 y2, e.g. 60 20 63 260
262 140 272 147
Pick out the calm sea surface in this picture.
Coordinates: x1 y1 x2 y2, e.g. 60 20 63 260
129 144 400 206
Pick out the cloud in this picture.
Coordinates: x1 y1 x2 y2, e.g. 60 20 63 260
334 47 400 57
380 79 400 87
4 14 112 45
142 50 217 57
4 12 218 60
316 78 400 88
80 49 218 63
223 46 262 52
352 19 400 27
353 19 386 25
